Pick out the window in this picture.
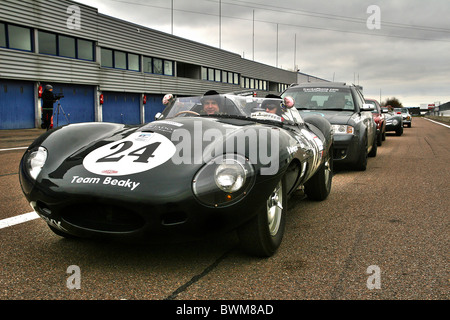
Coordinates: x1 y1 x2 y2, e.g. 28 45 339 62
59 35 76 58
78 39 94 61
101 48 140 71
234 73 239 85
143 56 172 75
128 53 140 71
164 60 173 76
9 25 32 51
101 48 113 68
222 71 228 83
201 67 208 80
153 58 163 74
0 23 6 47
114 51 126 69
228 72 234 84
215 69 221 82
208 68 214 81
143 56 152 73
38 30 94 61
38 31 57 55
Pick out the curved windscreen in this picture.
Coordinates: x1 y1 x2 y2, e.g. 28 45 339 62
160 94 304 125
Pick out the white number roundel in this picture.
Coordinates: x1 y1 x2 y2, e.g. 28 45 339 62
83 132 176 176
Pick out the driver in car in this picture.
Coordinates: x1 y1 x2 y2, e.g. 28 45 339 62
200 90 222 115
262 94 284 117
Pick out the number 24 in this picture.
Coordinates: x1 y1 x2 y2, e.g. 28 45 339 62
97 141 161 163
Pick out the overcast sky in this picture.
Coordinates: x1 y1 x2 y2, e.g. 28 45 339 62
74 0 450 107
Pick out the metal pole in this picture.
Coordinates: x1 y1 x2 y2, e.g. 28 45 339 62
252 10 255 60
294 33 296 71
276 23 278 68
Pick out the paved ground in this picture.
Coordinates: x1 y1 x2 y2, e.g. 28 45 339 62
0 118 448 303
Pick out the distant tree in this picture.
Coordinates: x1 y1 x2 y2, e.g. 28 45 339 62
382 97 403 109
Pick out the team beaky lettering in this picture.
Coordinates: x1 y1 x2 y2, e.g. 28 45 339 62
70 175 140 191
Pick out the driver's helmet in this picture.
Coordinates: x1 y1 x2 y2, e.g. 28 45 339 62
261 94 283 116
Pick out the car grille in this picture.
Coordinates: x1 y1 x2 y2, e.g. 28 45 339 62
61 203 145 232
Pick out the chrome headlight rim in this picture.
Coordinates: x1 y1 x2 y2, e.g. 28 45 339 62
192 154 255 207
26 146 48 180
214 159 247 193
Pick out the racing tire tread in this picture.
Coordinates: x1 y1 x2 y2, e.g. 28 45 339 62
237 176 287 257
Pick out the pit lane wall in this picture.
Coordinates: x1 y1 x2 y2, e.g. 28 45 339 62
0 0 327 129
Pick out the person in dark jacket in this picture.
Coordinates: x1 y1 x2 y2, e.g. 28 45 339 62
41 85 57 130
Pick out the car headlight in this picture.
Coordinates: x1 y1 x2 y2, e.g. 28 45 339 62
332 125 354 134
26 147 47 180
193 154 255 207
214 162 246 193
392 120 398 125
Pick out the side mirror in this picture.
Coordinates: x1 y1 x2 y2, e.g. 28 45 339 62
154 112 163 120
361 104 374 111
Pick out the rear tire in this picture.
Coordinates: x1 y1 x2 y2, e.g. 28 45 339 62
304 148 333 201
238 177 287 257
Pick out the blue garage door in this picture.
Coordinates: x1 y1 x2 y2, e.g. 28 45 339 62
0 79 34 129
144 94 165 123
50 84 95 127
102 92 140 125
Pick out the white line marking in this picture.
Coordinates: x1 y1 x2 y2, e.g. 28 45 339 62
424 118 450 129
0 211 39 230
0 147 28 152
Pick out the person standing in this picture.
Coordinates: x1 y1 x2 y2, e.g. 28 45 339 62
41 85 57 130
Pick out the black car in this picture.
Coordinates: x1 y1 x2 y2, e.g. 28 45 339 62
282 82 377 171
19 93 333 257
382 107 404 135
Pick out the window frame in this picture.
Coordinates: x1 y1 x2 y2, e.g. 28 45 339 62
4 23 33 52
143 55 173 76
101 48 141 72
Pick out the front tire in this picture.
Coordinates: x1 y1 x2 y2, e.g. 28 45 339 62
377 131 382 146
353 136 368 171
369 134 377 157
238 177 287 257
